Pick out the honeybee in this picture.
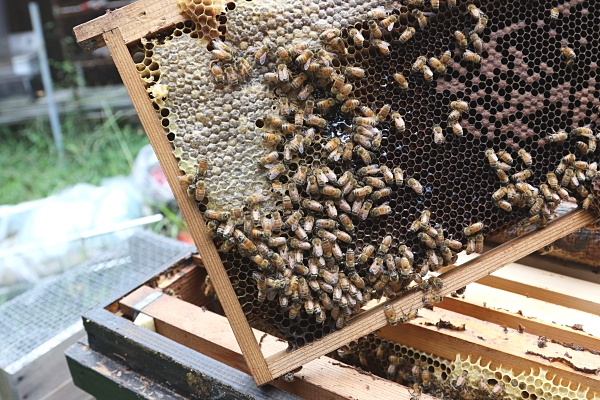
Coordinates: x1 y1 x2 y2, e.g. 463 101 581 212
211 45 233 62
376 104 391 123
316 98 336 114
292 49 312 70
418 232 436 248
582 195 593 210
381 14 398 31
511 169 532 182
320 28 340 42
400 27 416 44
358 244 375 264
428 56 446 75
328 37 347 55
349 28 365 49
302 198 323 212
359 200 374 220
234 230 257 255
454 370 469 388
371 204 392 217
497 150 513 165
451 122 464 136
354 117 378 127
368 19 383 39
462 50 482 63
412 56 427 73
364 177 385 189
210 61 226 85
431 0 439 11
306 114 327 128
205 209 229 221
297 84 314 101
383 305 398 326
252 40 272 65
550 7 559 19
468 4 483 19
560 46 576 67
471 14 488 35
549 129 568 142
454 30 468 49
263 72 279 84
495 168 509 183
425 249 440 270
223 65 238 86
431 124 445 145
393 72 409 90
341 99 360 114
235 58 252 80
412 9 428 30
469 32 484 54
518 148 533 166
529 197 544 216
464 222 484 236
423 294 443 307
392 112 406 133
447 0 456 10
289 73 308 90
372 39 391 55
275 63 289 82
573 126 594 138
267 163 286 181
589 137 597 153
421 65 434 82
394 167 404 186
284 211 303 230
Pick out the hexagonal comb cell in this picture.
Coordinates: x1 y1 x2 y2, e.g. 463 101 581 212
133 0 600 350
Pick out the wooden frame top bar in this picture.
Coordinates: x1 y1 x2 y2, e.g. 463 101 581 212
73 0 207 51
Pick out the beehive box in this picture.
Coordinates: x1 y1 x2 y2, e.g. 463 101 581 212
72 253 600 399
74 0 600 385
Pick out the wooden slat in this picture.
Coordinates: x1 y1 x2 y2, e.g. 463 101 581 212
73 0 209 51
102 28 272 385
478 263 600 316
119 286 436 400
264 210 596 382
377 307 600 394
439 289 600 352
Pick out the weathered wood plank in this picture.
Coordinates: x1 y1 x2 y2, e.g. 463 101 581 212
83 308 298 400
440 295 600 354
264 210 596 382
119 286 437 400
73 0 211 51
478 263 600 316
377 307 600 394
102 27 273 384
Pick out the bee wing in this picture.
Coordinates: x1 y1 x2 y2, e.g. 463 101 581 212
304 58 313 70
387 22 394 31
259 52 268 65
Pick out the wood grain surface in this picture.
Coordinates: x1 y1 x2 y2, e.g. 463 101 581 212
102 28 272 384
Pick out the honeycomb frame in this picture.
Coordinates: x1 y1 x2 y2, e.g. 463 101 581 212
75 0 599 385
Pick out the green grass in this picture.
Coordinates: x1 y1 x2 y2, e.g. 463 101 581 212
0 109 149 205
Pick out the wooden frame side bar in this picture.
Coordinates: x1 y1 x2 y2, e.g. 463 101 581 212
264 210 596 382
102 28 272 384
119 286 436 400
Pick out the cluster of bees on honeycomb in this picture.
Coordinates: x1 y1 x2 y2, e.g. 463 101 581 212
331 335 596 400
140 0 600 353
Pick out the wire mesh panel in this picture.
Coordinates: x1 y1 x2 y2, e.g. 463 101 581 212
0 231 193 370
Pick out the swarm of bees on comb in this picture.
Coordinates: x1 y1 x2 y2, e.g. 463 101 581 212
137 0 600 350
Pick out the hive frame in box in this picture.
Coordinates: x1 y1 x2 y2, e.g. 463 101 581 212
74 0 597 385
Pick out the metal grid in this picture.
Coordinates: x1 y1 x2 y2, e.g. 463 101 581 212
0 231 193 369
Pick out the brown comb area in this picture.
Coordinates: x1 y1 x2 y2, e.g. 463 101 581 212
137 0 600 350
